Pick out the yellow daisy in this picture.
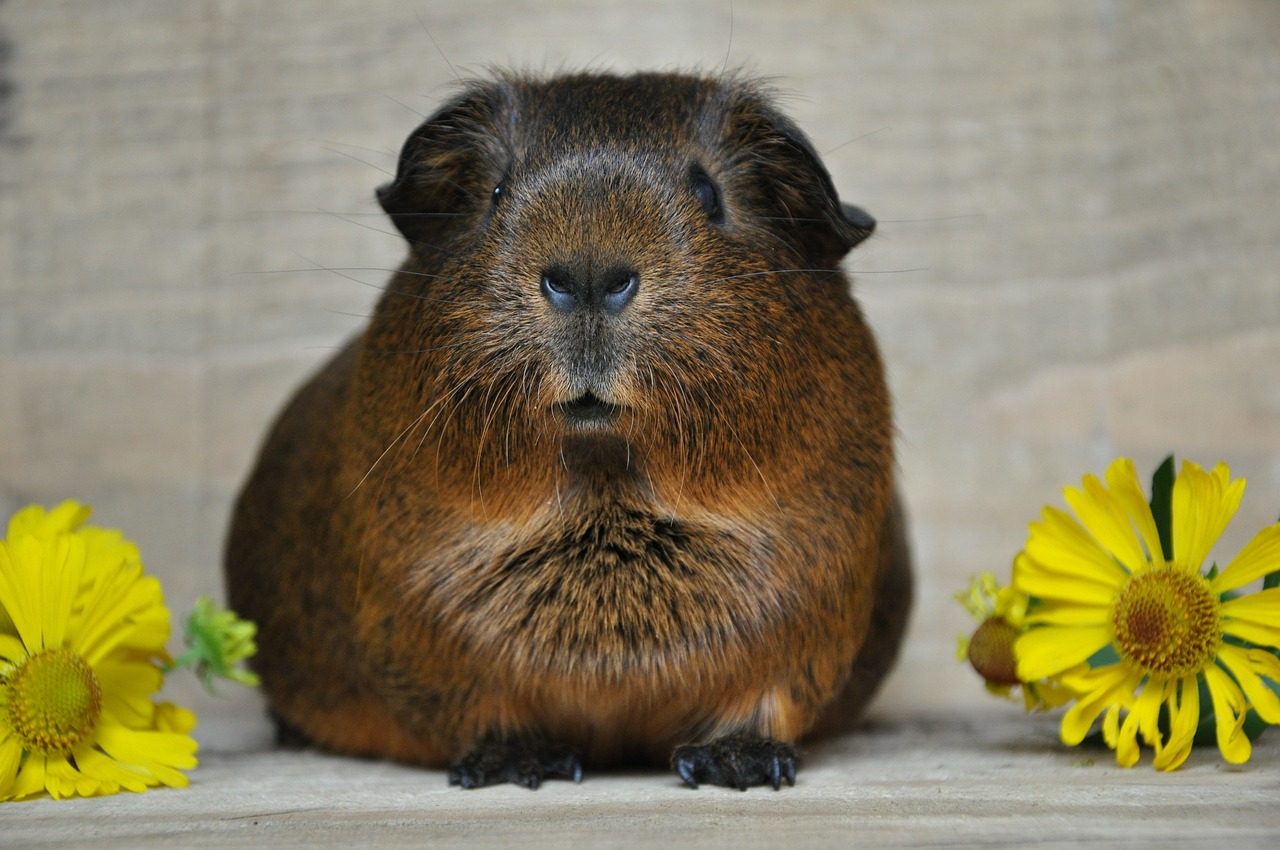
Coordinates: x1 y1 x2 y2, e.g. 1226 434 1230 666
5 501 172 655
0 504 198 801
1013 458 1280 770
955 573 1073 711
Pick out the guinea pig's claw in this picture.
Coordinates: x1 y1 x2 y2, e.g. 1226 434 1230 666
448 739 583 789
671 736 799 791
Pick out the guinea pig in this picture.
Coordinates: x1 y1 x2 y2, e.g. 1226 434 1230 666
225 70 911 791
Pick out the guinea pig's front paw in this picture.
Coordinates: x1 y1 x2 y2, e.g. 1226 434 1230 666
671 736 799 791
447 738 584 790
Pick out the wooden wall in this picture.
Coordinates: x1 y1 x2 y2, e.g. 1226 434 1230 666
3 0 1278 718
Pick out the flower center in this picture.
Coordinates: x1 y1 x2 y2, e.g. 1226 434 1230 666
1111 565 1221 678
5 648 104 754
968 617 1021 686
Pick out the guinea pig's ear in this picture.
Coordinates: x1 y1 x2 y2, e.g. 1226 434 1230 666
735 106 875 265
840 202 877 246
376 86 507 248
774 125 875 263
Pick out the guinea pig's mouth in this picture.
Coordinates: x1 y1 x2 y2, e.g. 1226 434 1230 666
554 392 624 427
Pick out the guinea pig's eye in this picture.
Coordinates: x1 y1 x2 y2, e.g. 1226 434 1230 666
490 180 508 206
689 166 724 224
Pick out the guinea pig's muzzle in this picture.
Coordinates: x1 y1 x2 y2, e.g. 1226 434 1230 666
538 258 639 430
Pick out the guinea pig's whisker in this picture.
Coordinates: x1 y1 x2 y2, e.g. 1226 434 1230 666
348 400 441 499
320 208 405 241
472 368 527 511
319 146 395 177
361 355 494 494
740 215 842 225
319 138 398 158
375 349 512 485
382 211 468 219
358 337 481 358
703 268 829 286
711 395 781 513
649 351 694 513
634 363 671 513
243 261 482 307
377 89 429 120
470 380 501 517
428 359 514 479
511 359 540 468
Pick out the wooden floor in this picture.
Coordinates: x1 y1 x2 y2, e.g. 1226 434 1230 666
7 708 1278 849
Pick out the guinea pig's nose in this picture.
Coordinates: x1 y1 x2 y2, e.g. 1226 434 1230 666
540 264 639 315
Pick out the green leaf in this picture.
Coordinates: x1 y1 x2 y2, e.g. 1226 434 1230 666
1149 455 1176 562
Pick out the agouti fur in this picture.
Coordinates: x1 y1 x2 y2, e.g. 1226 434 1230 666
225 70 911 790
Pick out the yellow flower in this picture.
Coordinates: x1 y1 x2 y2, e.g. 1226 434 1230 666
955 573 1074 711
1013 459 1280 770
4 501 170 654
0 504 198 801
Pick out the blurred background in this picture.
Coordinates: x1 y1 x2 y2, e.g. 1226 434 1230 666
2 0 1278 736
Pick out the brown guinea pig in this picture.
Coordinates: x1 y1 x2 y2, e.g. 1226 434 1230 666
225 70 911 791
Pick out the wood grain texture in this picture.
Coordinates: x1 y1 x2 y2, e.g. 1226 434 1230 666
5 708 1278 848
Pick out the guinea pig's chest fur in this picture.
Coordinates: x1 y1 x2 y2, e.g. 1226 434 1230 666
424 499 775 677
356 422 861 744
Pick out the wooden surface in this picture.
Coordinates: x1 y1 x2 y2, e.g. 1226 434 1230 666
2 0 1280 840
5 705 1279 849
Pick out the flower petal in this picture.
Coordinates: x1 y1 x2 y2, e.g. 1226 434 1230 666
1219 588 1280 649
73 564 168 665
6 751 48 802
44 752 107 800
1203 664 1251 764
1016 625 1114 682
6 501 91 539
1106 458 1166 564
1211 523 1280 594
1059 665 1141 745
1101 703 1121 748
0 736 21 797
0 540 41 652
71 745 150 795
1023 604 1112 627
1064 466 1148 572
1014 569 1121 610
1024 507 1130 591
1131 676 1166 749
1172 461 1243 574
1221 620 1280 648
0 633 27 664
1216 644 1280 724
42 533 87 650
1114 704 1143 767
1219 586 1280 621
96 657 164 726
154 702 198 735
1153 676 1199 772
95 724 198 787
